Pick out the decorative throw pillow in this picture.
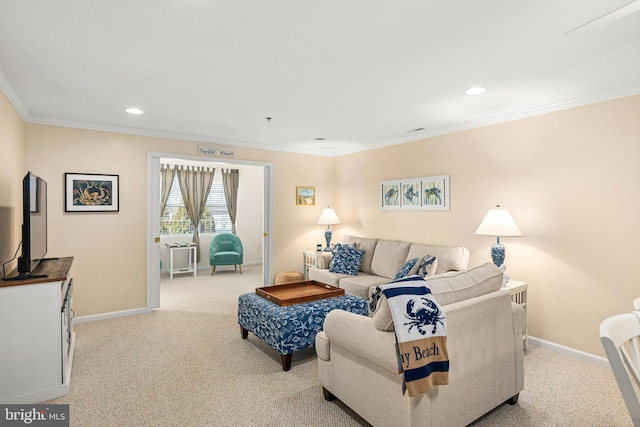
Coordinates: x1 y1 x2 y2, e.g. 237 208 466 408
328 243 365 276
414 255 438 277
393 257 419 281
369 285 383 313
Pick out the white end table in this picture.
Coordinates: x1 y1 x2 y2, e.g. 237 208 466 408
504 280 528 350
303 250 325 280
165 243 198 279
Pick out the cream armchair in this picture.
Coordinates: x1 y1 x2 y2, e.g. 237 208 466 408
316 263 525 427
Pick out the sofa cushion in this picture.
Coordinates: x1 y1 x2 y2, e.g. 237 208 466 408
308 267 350 287
329 243 365 275
394 257 419 280
343 235 378 274
339 274 392 300
372 263 503 331
370 240 411 279
406 244 469 275
425 262 503 306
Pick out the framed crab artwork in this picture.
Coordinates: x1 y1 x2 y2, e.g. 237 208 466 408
64 173 119 212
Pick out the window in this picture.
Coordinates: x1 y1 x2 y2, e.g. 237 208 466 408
160 173 232 235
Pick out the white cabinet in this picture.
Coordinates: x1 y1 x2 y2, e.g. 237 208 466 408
0 257 75 403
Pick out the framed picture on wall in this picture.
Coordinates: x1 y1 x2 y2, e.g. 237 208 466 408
400 179 422 208
381 180 401 209
296 186 316 206
420 175 449 210
381 175 449 210
65 173 119 212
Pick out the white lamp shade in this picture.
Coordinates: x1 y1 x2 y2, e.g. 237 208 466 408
317 206 341 225
475 207 522 237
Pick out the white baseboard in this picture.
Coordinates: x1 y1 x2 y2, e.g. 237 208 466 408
74 307 149 324
528 336 609 368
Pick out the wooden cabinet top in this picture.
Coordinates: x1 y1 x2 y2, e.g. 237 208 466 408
0 257 74 288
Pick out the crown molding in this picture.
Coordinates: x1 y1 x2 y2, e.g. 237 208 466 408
24 114 333 157
0 69 29 120
329 85 640 157
6 75 640 159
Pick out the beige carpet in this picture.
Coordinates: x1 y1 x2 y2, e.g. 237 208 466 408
46 264 633 426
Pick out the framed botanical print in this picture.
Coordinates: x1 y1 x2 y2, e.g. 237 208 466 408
380 175 449 210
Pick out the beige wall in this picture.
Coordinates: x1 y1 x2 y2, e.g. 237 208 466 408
0 91 24 271
5 88 639 357
24 124 333 317
333 94 640 357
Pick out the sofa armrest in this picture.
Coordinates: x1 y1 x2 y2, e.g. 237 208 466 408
316 252 332 269
323 309 399 373
511 301 526 337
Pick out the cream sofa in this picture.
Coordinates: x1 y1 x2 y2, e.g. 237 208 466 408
316 263 526 427
308 235 470 300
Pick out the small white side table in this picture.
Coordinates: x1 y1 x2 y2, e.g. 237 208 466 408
165 243 198 279
504 280 528 350
303 250 325 280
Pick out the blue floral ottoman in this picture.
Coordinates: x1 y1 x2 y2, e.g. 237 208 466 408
237 292 368 371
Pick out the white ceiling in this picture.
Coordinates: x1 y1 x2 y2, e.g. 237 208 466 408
1 1 639 157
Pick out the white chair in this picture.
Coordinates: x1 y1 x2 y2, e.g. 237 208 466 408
600 312 640 426
634 297 640 311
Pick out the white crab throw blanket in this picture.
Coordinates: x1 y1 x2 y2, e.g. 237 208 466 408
380 275 449 397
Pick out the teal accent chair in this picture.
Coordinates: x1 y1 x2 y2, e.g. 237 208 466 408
209 233 243 275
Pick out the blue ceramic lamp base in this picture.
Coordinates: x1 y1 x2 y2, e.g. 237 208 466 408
491 237 509 287
323 227 333 252
491 239 505 267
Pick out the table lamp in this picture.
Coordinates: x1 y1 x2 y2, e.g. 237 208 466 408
317 206 341 252
475 205 522 283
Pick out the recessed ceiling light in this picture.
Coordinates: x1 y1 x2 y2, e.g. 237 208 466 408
125 107 144 115
315 137 325 141
465 87 486 95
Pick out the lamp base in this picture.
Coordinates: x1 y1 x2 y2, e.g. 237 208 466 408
491 242 505 267
323 227 333 252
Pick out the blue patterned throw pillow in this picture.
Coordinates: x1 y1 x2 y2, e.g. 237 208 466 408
329 243 365 275
416 255 438 277
393 257 419 280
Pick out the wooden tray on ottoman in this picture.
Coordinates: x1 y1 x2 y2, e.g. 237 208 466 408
256 280 344 306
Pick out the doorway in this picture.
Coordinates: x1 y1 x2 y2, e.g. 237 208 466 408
146 152 273 310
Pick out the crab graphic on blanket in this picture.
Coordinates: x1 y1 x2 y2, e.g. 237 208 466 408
380 275 449 396
405 296 445 335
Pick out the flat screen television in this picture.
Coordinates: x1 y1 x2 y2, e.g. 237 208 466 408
11 172 48 280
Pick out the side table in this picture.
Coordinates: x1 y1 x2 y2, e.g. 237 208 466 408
165 243 198 279
303 250 325 280
504 280 528 350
